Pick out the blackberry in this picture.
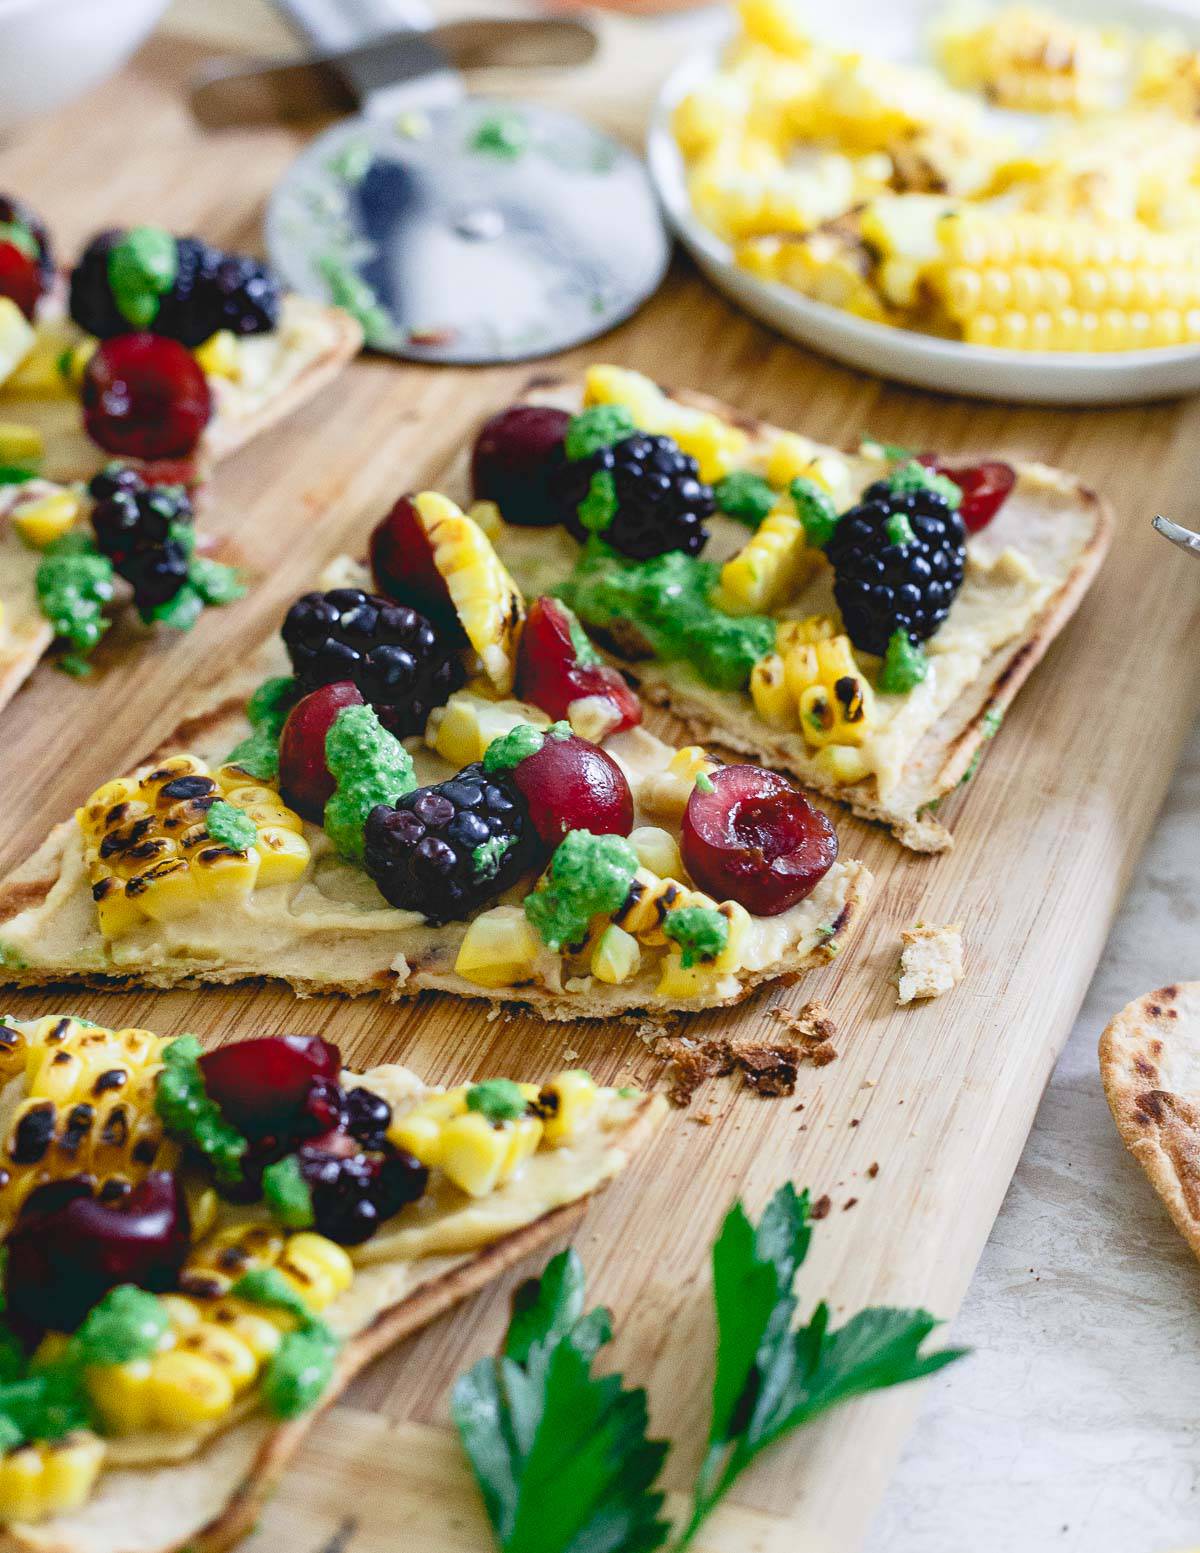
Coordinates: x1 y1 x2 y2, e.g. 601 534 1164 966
69 230 281 345
345 1085 392 1150
550 432 714 559
282 588 463 740
364 763 543 924
826 482 967 657
0 193 53 281
89 466 194 613
295 1140 427 1245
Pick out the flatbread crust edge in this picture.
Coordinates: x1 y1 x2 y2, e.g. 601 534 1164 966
511 378 1113 853
0 681 870 1021
0 1093 665 1553
1100 980 1200 1260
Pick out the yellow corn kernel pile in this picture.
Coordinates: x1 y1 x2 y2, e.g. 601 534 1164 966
0 1016 174 1233
583 365 747 483
88 1230 352 1434
410 492 525 693
426 691 548 769
78 755 310 937
751 623 875 785
611 868 753 996
716 502 819 615
0 1435 105 1522
454 904 544 989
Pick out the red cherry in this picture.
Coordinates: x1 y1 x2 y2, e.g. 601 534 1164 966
918 455 1015 533
515 596 642 737
199 1034 342 1140
509 730 634 847
0 240 41 320
369 494 464 641
6 1172 190 1333
681 765 838 916
82 333 212 461
279 680 364 822
471 405 570 525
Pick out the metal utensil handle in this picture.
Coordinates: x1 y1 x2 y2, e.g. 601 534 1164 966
269 0 431 51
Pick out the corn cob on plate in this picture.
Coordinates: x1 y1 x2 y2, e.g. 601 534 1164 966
0 546 869 1019
649 0 1200 403
459 368 1109 851
0 1014 665 1550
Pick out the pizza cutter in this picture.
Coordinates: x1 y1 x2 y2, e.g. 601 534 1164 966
209 0 671 364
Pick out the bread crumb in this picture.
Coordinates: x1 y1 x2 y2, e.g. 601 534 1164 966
897 922 964 1004
811 1194 832 1220
562 1048 580 1063
658 1009 838 1106
867 1161 879 1178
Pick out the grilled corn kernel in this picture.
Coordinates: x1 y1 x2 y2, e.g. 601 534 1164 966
535 1071 599 1142
181 1222 288 1296
749 652 796 730
582 364 746 482
0 1435 105 1523
0 298 34 389
390 1082 550 1196
426 692 548 768
10 487 81 548
782 633 875 749
274 1232 354 1311
935 6 1127 116
148 1349 237 1427
637 746 722 820
454 905 542 989
411 492 525 692
173 1323 259 1391
590 923 642 985
814 744 872 784
193 330 240 379
0 422 42 467
206 1300 285 1364
78 756 310 937
715 506 817 615
628 826 684 880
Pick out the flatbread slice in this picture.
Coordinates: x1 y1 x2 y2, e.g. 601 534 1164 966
457 373 1111 851
0 570 869 1021
1100 981 1200 1260
0 1015 666 1552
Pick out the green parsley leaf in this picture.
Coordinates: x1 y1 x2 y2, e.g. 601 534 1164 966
324 703 416 863
189 556 247 606
466 1078 528 1123
524 831 639 952
107 227 179 330
790 477 840 548
504 1249 587 1367
141 583 204 631
223 676 299 781
73 1285 171 1367
474 834 514 880
35 538 114 659
889 460 962 509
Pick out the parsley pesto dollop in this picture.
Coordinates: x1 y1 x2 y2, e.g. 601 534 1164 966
324 703 416 863
525 830 639 952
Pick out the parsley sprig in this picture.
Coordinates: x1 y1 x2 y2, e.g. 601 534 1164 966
455 1184 965 1553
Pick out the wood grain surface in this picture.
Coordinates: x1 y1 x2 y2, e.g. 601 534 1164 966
3 8 1200 1550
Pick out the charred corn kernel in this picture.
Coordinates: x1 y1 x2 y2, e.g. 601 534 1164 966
535 1070 599 1142
147 1348 237 1426
11 487 80 548
765 432 821 487
467 499 504 541
814 744 872 784
274 1232 354 1311
78 756 309 937
637 746 722 820
750 652 796 730
780 633 875 749
206 1299 284 1364
0 1018 172 1232
0 1435 105 1523
193 330 240 379
716 506 817 615
0 298 34 388
454 905 542 989
935 6 1128 116
411 492 525 692
628 826 683 880
426 692 548 768
0 422 42 466
174 1322 259 1390
88 1358 155 1434
655 899 751 997
776 614 838 649
590 923 641 985
583 364 746 482
182 1221 288 1297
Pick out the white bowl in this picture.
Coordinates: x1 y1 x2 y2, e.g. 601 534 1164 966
0 0 170 137
647 0 1200 406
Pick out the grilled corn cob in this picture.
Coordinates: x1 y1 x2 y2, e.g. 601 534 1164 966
715 503 819 615
78 755 310 938
0 1017 174 1233
933 212 1200 349
935 5 1128 116
410 492 525 693
389 1082 544 1196
87 1232 351 1435
583 365 747 483
0 1435 105 1522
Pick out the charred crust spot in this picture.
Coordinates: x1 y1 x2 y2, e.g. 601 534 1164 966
1135 1090 1165 1123
1135 1056 1157 1078
991 640 1036 696
1162 985 1179 1001
1148 1004 1162 1019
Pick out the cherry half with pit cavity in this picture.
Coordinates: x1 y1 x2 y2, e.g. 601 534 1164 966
682 765 838 916
515 596 642 738
82 333 213 462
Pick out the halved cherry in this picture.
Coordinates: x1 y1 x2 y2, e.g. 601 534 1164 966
509 729 634 846
278 680 364 822
470 404 570 525
918 455 1016 534
515 596 642 738
0 240 41 320
682 765 837 916
6 1172 190 1333
199 1033 342 1140
369 493 464 642
82 334 213 462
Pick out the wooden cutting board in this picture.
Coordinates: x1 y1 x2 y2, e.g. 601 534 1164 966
3 11 1200 1551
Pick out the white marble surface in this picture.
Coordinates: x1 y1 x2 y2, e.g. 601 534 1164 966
867 720 1200 1553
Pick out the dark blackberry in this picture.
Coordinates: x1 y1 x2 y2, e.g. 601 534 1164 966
826 482 967 657
121 540 191 610
89 467 194 613
345 1085 392 1150
210 252 281 337
295 1139 427 1246
363 763 543 924
0 193 53 281
69 230 128 338
152 236 223 348
550 432 714 559
282 588 463 740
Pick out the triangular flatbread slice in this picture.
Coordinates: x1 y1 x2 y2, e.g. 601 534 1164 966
1100 981 1200 1261
451 369 1110 851
0 1014 665 1552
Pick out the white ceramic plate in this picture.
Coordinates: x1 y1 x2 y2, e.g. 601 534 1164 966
646 0 1200 405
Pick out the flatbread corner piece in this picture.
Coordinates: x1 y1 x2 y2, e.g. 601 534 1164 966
1100 981 1200 1261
